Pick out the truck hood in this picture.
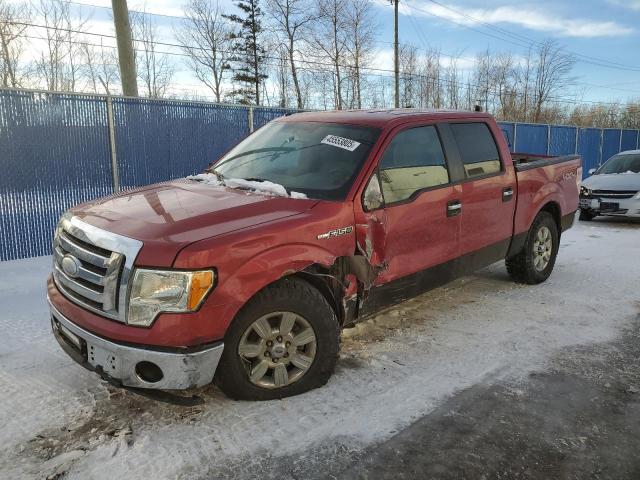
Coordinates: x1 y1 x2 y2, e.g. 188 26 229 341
72 179 319 265
583 173 640 191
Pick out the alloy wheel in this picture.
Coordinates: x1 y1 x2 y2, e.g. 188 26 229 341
533 225 553 271
238 311 317 389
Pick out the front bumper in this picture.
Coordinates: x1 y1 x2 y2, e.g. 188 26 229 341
49 299 224 390
579 195 640 217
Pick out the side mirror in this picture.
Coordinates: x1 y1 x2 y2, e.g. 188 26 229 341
363 173 384 211
588 168 596 175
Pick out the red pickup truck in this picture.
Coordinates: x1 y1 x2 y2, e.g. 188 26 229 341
48 110 581 400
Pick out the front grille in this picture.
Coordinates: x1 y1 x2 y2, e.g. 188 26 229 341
591 189 638 199
54 230 123 313
52 214 142 323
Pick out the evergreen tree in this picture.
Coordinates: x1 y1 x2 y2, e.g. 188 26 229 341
223 0 268 105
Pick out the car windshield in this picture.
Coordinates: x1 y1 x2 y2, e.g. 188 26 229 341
597 153 640 174
212 121 380 201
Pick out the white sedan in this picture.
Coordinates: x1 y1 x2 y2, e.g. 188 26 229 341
579 150 640 220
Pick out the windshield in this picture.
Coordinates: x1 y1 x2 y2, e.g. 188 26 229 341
212 121 380 201
597 153 640 174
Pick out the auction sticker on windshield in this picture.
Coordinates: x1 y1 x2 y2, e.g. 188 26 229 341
321 135 361 151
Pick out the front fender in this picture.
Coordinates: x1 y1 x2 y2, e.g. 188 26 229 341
202 243 348 336
220 243 338 301
203 243 342 333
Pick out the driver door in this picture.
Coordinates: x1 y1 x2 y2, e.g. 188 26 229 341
357 124 461 311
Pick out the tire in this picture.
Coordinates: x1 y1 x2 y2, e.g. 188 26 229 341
506 211 559 285
214 276 340 400
579 209 597 221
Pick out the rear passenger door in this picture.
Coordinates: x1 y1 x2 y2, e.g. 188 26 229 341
448 122 517 262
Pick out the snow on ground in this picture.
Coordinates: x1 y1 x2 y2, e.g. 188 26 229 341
0 217 639 479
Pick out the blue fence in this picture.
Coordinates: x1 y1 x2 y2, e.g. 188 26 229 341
0 89 298 261
498 122 639 176
1 88 638 261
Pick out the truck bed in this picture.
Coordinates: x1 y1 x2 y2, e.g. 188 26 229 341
512 153 581 172
511 153 582 241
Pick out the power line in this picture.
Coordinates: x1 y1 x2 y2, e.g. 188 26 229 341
13 21 636 107
65 0 190 21
414 0 640 73
68 0 640 75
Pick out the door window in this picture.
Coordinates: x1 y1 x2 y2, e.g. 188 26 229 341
378 126 449 204
450 123 501 178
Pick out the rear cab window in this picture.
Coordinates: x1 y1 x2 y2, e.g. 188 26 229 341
450 123 502 178
378 126 450 204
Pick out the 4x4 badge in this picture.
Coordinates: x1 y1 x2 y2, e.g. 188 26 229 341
317 226 354 240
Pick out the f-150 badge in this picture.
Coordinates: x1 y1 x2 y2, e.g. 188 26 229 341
317 226 354 240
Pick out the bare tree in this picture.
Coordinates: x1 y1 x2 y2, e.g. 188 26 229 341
80 40 120 94
35 0 89 91
273 44 290 106
266 0 315 108
0 0 30 88
399 43 417 107
418 48 444 109
532 40 575 122
313 0 348 109
176 0 231 102
344 0 376 109
131 10 175 98
443 55 461 109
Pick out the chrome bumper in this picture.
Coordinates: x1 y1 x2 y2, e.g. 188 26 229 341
49 299 224 390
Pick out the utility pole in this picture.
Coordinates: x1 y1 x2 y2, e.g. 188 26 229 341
392 0 399 108
112 0 138 97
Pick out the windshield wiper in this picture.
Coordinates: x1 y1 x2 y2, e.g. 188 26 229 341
219 147 295 165
235 177 293 195
200 168 226 184
241 177 268 182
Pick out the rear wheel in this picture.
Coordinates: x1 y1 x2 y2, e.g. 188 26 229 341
579 209 597 221
214 277 339 400
506 211 559 285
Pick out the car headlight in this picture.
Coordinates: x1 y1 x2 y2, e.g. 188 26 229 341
127 269 215 327
580 186 591 196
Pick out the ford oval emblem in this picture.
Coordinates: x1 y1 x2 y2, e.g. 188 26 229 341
61 254 81 278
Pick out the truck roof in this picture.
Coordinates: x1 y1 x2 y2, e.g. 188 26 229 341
278 109 492 129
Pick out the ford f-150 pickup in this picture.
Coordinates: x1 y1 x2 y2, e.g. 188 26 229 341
48 109 581 400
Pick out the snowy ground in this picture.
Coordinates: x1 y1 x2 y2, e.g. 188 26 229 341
0 216 639 479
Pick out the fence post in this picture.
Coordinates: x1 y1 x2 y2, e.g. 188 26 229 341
546 124 551 155
598 129 604 167
513 123 518 152
619 129 623 153
574 127 579 154
106 96 120 192
248 106 254 134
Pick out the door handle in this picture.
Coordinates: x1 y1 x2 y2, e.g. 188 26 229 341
502 187 514 202
447 200 462 217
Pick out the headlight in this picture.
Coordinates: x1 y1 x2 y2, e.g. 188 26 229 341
127 269 215 327
580 186 591 196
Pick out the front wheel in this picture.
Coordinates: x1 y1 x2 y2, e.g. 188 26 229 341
506 211 559 285
214 277 339 400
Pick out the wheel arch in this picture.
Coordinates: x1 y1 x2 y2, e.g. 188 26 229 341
539 201 562 234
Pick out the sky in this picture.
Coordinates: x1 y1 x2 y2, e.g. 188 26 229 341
20 0 640 105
